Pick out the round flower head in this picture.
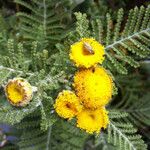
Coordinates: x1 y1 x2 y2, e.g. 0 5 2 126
73 66 113 109
5 78 33 107
54 90 82 120
76 107 109 134
70 38 105 68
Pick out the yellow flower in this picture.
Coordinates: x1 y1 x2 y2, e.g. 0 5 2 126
54 90 82 120
5 78 33 107
76 107 109 134
73 66 113 109
70 38 105 68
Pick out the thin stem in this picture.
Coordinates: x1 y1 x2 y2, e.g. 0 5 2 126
43 0 47 36
0 65 34 76
46 126 52 150
110 122 136 150
106 28 150 50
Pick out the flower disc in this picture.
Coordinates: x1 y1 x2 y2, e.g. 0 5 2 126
54 90 82 120
5 78 33 107
73 66 113 109
76 107 109 134
70 38 105 68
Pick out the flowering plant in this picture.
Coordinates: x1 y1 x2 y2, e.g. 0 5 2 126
0 1 149 149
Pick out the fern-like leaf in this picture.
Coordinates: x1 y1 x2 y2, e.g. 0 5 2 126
14 0 68 48
107 110 147 150
97 5 150 74
15 114 87 150
68 5 150 74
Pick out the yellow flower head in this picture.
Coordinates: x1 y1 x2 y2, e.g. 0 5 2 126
54 90 82 120
73 66 113 109
70 38 105 68
5 78 33 107
77 107 109 134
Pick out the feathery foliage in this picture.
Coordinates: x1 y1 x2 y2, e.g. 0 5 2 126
93 133 116 150
65 5 150 74
15 112 52 150
14 0 72 48
111 68 150 137
107 110 147 150
0 39 67 126
0 1 150 150
95 6 150 74
15 112 88 150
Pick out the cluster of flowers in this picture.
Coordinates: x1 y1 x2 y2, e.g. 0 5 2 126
4 38 113 134
54 38 114 134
